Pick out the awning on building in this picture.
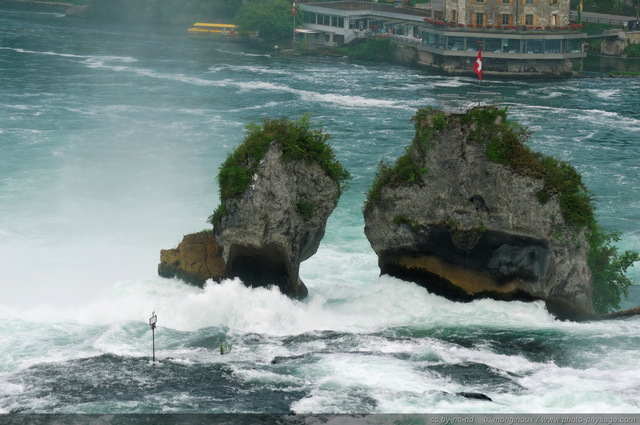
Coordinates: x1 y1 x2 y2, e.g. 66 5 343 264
295 29 323 34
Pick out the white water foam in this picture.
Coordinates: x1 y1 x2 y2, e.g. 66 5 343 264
0 273 563 335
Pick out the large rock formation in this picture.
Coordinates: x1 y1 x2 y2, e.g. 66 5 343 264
364 107 594 320
213 140 343 299
159 117 348 299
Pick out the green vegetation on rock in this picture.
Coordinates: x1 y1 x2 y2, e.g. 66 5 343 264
412 107 449 153
366 106 638 314
364 109 438 211
589 228 639 313
209 115 350 226
461 107 639 313
295 201 315 220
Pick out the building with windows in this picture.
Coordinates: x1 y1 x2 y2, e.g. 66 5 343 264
297 1 586 77
443 0 570 28
298 1 433 46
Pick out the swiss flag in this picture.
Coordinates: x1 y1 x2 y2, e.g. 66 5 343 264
473 50 482 80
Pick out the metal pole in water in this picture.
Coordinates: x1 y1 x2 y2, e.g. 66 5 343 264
149 312 157 362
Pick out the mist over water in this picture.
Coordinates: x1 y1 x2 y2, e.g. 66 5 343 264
1 9 640 414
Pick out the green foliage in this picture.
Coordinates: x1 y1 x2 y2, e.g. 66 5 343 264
570 0 636 16
365 160 394 208
537 155 593 228
333 37 397 62
581 22 619 36
411 107 448 154
217 115 350 203
235 0 293 42
296 202 315 220
393 215 420 231
623 43 640 58
462 107 593 228
589 229 640 314
364 154 428 210
365 107 455 211
610 70 640 77
207 204 227 227
462 106 638 313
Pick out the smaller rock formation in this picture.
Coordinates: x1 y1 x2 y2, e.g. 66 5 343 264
364 107 596 320
158 231 225 286
159 117 349 299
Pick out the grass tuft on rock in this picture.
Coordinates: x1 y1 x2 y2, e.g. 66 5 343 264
209 115 350 226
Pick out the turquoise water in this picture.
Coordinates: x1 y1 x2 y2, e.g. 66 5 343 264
1 9 640 414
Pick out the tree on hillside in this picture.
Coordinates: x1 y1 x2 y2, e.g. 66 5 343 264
235 0 293 42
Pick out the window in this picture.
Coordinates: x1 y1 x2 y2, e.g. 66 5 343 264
550 14 558 25
565 38 582 52
504 38 521 53
545 39 561 52
502 0 511 3
484 38 501 52
525 14 534 25
467 36 484 50
451 9 458 22
303 12 316 24
525 39 543 53
526 0 534 4
550 0 558 4
447 36 465 50
501 14 511 25
475 12 485 26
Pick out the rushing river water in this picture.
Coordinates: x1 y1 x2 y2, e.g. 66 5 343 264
1 8 640 417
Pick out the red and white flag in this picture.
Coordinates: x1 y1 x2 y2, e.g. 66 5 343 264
473 50 482 80
292 0 297 16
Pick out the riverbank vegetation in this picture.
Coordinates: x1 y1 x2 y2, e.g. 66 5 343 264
235 0 293 42
79 0 293 41
571 0 639 18
332 37 397 62
623 43 640 57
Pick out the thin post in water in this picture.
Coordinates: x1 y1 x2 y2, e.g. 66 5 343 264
149 312 157 362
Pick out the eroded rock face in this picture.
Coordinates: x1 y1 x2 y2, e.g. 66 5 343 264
158 231 226 287
214 142 340 299
364 107 594 320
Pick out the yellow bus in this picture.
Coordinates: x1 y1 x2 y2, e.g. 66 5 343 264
188 23 237 36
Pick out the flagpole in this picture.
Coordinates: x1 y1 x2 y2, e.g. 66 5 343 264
477 53 481 107
478 41 483 106
292 0 296 44
472 46 483 107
